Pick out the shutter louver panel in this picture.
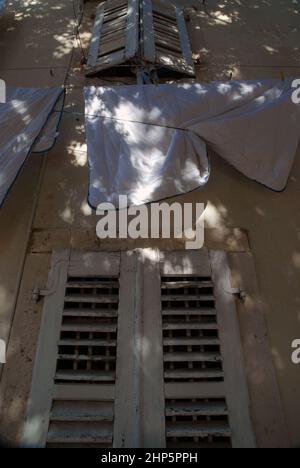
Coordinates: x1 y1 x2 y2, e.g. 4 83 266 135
23 251 121 448
24 249 255 448
142 0 195 76
161 273 231 448
86 0 139 76
162 275 223 382
86 0 195 77
160 250 255 449
47 275 119 447
47 400 114 447
55 277 119 385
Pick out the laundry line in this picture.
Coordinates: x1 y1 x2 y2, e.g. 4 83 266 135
54 108 194 133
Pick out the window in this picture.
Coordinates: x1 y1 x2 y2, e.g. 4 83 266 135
86 0 195 77
23 249 255 448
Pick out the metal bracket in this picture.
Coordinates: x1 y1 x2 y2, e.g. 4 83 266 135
134 66 159 85
228 287 247 302
32 286 56 303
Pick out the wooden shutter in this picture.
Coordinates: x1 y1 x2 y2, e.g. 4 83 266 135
142 0 195 76
23 250 121 448
160 250 255 448
23 249 255 448
86 0 139 76
86 0 195 77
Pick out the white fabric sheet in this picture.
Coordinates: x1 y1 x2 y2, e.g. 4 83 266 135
0 87 63 206
85 79 300 208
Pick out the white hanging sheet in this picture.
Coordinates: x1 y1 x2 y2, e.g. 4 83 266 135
0 86 64 207
85 79 300 208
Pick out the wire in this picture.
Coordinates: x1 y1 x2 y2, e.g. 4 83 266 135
54 108 192 134
72 0 87 62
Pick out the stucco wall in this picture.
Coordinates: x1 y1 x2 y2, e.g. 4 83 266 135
0 0 299 447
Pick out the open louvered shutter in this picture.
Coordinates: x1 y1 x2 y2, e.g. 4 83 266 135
142 0 195 76
160 250 255 448
86 0 139 76
23 250 121 448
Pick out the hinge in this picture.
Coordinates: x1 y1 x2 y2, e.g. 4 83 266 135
227 287 247 302
32 286 56 303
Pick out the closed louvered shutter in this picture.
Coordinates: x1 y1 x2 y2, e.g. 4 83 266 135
23 250 121 448
160 250 255 448
142 0 195 76
23 249 255 448
86 0 139 76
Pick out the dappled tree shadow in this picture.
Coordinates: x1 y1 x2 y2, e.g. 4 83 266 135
0 0 300 448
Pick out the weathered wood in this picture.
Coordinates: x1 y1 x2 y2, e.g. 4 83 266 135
160 249 211 276
22 250 70 447
161 294 215 301
55 371 115 383
163 321 218 331
210 250 256 448
53 384 115 402
47 422 113 445
164 369 224 379
50 401 114 422
66 281 119 289
140 249 166 448
87 4 105 68
166 401 228 417
163 336 219 346
68 251 120 277
165 382 226 399
113 251 141 448
86 0 139 76
61 323 117 333
125 0 139 59
23 250 120 447
113 249 166 448
166 422 231 438
228 252 289 448
161 280 213 289
142 0 195 76
63 309 118 318
162 307 216 316
164 352 222 363
58 338 116 347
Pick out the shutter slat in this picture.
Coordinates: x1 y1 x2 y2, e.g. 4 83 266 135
164 352 222 363
165 382 226 399
58 354 116 362
161 281 213 289
63 310 118 318
166 401 228 417
161 294 215 301
59 339 116 347
163 322 218 331
53 384 115 402
55 371 115 382
50 401 114 422
162 308 216 316
164 337 220 346
64 294 118 304
164 369 224 379
161 262 230 448
47 422 113 445
166 422 231 438
86 0 139 76
61 323 117 333
66 281 119 289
